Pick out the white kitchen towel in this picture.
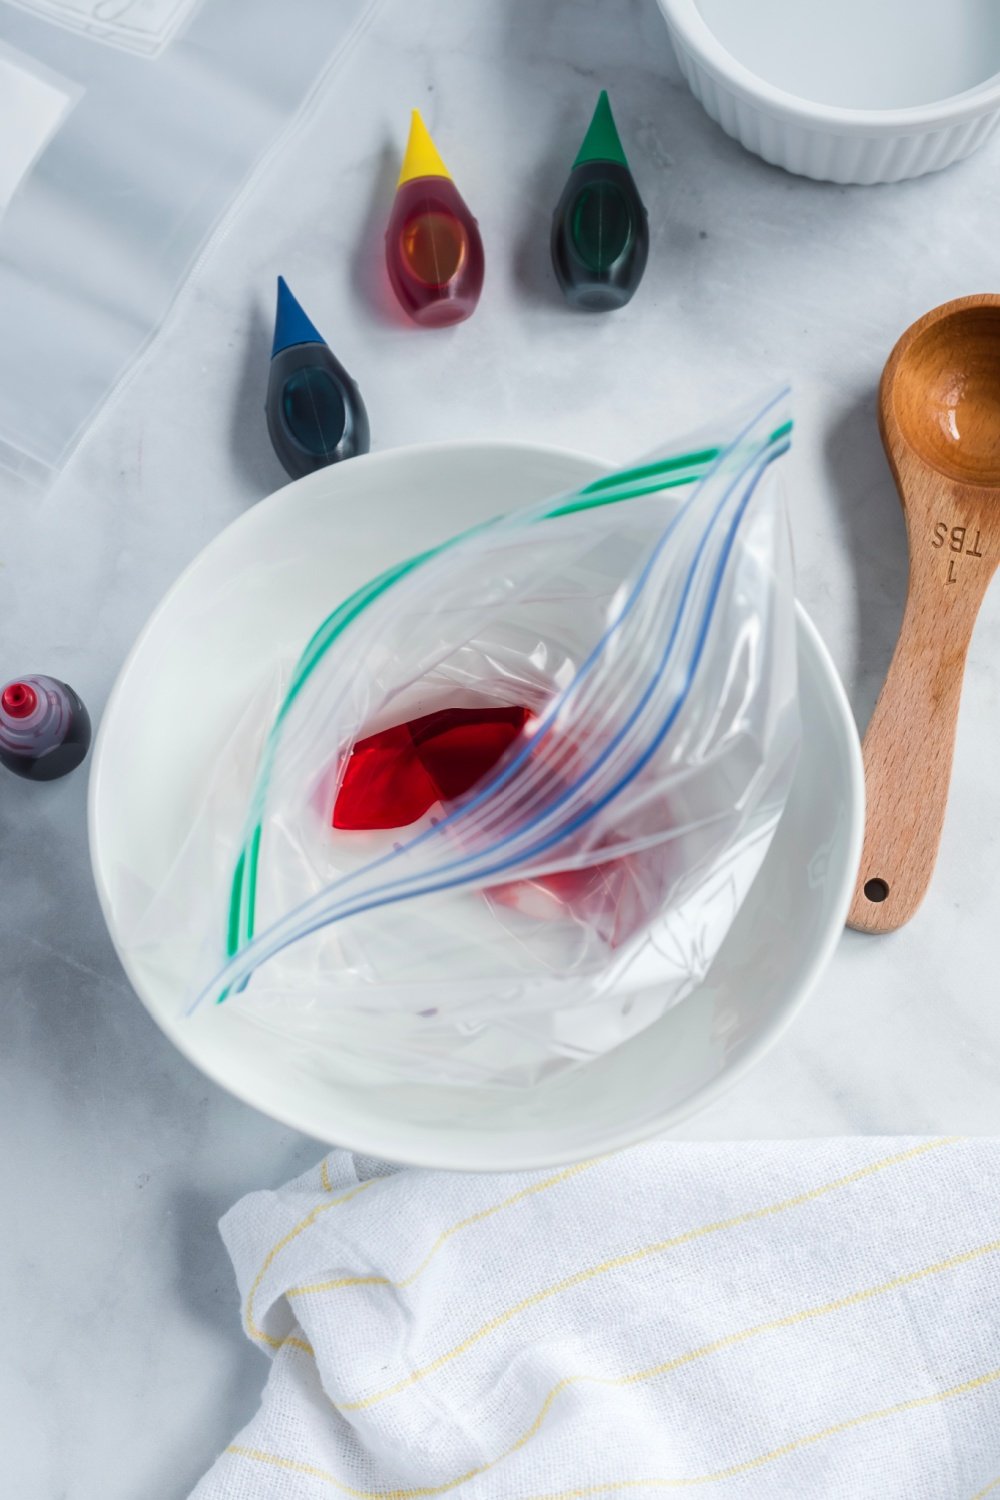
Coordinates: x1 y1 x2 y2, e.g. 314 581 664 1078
192 1139 1000 1499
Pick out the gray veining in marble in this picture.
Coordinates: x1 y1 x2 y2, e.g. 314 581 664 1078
3 0 1000 1493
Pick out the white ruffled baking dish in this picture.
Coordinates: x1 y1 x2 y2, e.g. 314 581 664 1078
657 0 1000 185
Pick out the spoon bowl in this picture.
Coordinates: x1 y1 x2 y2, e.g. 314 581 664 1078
849 294 1000 932
891 304 1000 485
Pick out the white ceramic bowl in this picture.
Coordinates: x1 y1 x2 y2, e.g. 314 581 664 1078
658 0 1000 184
89 442 863 1171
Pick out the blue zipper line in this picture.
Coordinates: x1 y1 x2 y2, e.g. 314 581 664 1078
200 407 788 1008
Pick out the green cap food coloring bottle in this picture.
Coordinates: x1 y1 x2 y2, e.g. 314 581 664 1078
550 91 649 312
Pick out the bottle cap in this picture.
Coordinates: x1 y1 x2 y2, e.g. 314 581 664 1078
573 89 629 169
397 109 452 186
271 275 326 357
1 681 38 720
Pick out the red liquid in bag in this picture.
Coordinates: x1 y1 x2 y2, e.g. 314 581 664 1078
333 706 530 830
489 853 652 950
333 705 667 952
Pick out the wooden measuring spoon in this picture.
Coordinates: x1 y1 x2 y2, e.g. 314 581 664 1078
849 294 1000 933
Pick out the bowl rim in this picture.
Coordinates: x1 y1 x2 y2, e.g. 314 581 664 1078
89 437 865 1171
658 0 1000 134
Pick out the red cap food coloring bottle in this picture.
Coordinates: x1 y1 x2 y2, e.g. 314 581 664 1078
0 675 91 781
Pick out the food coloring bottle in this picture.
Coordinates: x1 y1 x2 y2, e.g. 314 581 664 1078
385 110 485 327
551 90 649 312
0 676 92 781
265 276 370 479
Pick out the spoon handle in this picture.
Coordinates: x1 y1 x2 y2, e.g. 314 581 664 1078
847 558 985 933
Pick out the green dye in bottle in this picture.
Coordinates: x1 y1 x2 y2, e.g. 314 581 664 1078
551 91 649 313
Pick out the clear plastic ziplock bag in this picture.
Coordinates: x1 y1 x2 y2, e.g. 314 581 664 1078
0 0 372 482
130 390 800 1089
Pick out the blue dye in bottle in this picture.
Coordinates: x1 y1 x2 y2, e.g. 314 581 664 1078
265 277 370 480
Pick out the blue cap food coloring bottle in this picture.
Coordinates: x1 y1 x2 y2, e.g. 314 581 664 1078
265 277 370 480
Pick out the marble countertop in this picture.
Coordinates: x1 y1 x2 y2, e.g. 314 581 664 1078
4 0 1000 1493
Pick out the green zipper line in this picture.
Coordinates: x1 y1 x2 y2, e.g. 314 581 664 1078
222 422 792 980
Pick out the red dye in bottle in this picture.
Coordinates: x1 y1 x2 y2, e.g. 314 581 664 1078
385 111 484 328
0 674 91 781
333 706 529 830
